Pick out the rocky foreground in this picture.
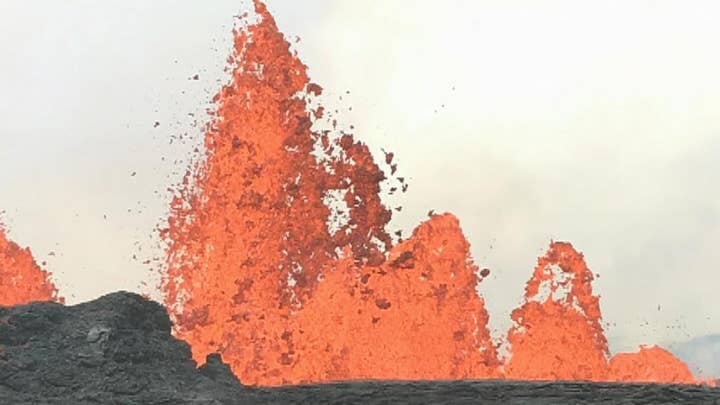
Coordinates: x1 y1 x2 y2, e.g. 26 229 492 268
0 292 718 405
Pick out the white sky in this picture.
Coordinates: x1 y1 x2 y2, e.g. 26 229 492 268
0 0 718 354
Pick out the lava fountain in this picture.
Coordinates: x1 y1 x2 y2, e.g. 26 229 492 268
506 242 696 384
505 242 609 381
0 219 62 306
158 0 702 387
160 0 498 385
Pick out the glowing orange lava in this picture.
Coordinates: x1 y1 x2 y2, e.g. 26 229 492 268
505 242 609 381
608 346 695 384
161 0 397 385
160 0 704 386
0 222 62 306
292 213 501 382
504 243 696 384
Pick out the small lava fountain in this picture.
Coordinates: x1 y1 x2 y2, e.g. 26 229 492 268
0 219 62 306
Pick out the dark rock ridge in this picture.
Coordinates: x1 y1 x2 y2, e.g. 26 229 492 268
1 291 719 405
0 291 245 404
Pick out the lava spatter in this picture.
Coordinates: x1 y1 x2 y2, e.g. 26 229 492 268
0 223 62 306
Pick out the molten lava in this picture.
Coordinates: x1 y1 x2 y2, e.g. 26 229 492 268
0 223 62 306
292 213 501 382
608 346 695 384
160 0 500 385
504 243 697 383
505 242 609 381
157 0 703 387
161 0 399 385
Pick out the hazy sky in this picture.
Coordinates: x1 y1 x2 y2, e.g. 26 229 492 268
1 1 718 355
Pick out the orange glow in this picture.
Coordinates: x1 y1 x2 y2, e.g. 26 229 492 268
156 0 706 387
0 223 62 306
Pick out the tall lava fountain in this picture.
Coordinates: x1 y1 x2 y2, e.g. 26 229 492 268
159 0 698 386
160 1 499 385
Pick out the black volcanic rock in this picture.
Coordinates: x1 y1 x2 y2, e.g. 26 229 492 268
1 291 719 405
0 291 245 404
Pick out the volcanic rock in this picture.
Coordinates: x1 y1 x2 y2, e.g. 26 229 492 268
0 291 245 404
